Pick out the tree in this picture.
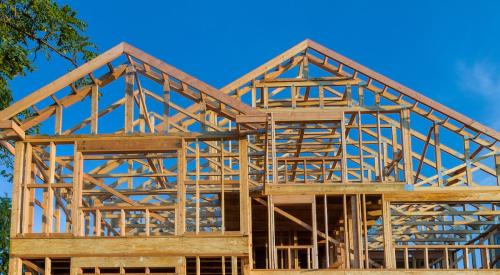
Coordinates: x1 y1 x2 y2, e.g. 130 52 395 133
0 196 11 274
0 1 96 271
0 0 97 180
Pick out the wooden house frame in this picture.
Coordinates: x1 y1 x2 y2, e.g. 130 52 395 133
1 39 499 274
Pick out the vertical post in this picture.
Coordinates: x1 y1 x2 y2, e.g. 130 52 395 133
231 256 238 275
195 139 200 234
376 111 384 181
267 195 276 269
342 195 350 269
125 66 135 134
45 142 56 233
434 122 443 187
362 194 369 268
400 109 413 184
358 112 364 182
10 142 25 237
9 143 25 275
251 81 256 108
177 257 186 275
176 139 186 235
72 143 83 236
424 247 429 269
270 114 277 185
291 85 297 108
391 126 399 181
91 85 99 134
354 194 363 268
196 256 201 275
55 104 63 135
324 195 330 268
463 137 473 186
8 257 22 275
340 115 348 183
162 74 170 134
444 247 450 269
464 247 470 269
263 86 269 108
358 86 365 106
120 209 126 236
21 143 32 234
345 85 352 107
311 196 319 269
382 195 395 268
45 257 51 275
319 85 324 108
145 208 150 237
404 248 409 269
239 138 249 235
221 139 225 234
95 209 101 236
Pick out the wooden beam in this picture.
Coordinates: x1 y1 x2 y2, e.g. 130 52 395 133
76 137 181 154
10 236 249 257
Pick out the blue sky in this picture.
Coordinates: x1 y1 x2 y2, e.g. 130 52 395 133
2 0 500 193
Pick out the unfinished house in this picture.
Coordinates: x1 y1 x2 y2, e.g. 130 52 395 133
1 39 499 274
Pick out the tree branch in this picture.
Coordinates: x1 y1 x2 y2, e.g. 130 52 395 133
1 17 79 68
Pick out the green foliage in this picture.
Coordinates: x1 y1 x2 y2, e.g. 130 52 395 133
0 0 97 180
0 196 11 274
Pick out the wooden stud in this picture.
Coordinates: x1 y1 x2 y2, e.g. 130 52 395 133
90 85 98 134
125 66 135 133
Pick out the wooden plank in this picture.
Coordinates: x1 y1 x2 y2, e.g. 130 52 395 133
44 257 51 275
10 142 25 236
77 138 181 154
72 256 182 268
311 196 318 269
72 146 83 236
382 196 395 269
434 123 443 187
272 195 314 204
45 142 55 233
384 187 500 202
239 138 250 235
176 140 186 235
21 143 32 234
90 85 99 134
10 236 249 257
264 183 407 195
236 112 342 124
125 66 135 133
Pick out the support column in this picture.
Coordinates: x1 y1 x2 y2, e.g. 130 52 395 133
10 142 25 237
8 257 22 275
311 196 319 269
267 195 276 269
176 139 186 235
239 138 250 235
72 143 83 236
382 195 395 269
124 66 135 134
400 109 413 184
